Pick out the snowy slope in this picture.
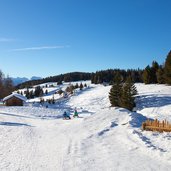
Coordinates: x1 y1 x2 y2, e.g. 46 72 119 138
136 83 171 121
0 83 171 171
18 81 90 103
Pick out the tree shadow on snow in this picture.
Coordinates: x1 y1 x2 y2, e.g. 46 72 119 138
98 128 110 136
113 108 150 128
0 121 32 127
73 86 95 97
133 130 166 152
0 112 35 119
98 122 118 136
110 122 118 128
129 112 149 128
136 95 171 110
40 115 63 120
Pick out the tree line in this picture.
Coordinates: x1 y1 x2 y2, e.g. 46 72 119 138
17 69 144 89
93 50 171 85
142 51 171 85
91 69 143 84
17 72 92 89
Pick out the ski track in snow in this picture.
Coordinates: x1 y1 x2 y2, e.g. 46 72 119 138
0 83 171 170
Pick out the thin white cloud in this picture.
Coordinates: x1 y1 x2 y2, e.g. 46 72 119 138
0 38 14 42
11 45 67 51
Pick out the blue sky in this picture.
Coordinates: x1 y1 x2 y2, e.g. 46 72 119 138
0 0 171 78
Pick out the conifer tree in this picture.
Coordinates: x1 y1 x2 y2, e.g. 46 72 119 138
156 67 165 84
45 89 48 95
52 95 55 104
80 82 83 90
29 90 34 99
91 74 95 84
25 88 30 99
57 80 62 85
70 84 75 94
65 86 71 93
151 61 159 83
120 77 137 111
34 86 43 97
97 75 102 84
142 65 152 84
75 83 79 89
164 50 171 85
3 76 14 96
109 73 122 107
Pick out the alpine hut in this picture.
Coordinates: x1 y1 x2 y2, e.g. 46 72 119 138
3 93 27 106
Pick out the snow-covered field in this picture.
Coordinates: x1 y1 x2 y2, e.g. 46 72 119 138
1 83 171 171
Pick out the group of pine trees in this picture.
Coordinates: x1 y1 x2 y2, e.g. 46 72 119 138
0 70 14 99
142 61 165 84
18 86 44 99
109 73 137 111
165 51 171 85
92 51 171 86
91 69 143 85
108 50 171 111
18 82 88 100
65 83 87 94
142 51 171 85
40 97 55 105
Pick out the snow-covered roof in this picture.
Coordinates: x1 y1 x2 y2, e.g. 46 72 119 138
3 93 27 102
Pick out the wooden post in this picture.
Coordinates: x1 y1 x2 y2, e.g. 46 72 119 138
142 122 146 130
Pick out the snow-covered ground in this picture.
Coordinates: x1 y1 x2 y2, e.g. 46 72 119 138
1 83 171 171
18 81 90 103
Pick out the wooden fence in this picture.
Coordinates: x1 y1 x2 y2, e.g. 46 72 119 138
142 119 171 132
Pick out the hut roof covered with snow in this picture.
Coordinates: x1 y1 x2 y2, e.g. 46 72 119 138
3 93 27 106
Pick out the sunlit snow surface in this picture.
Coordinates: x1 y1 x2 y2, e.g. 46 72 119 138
1 82 171 171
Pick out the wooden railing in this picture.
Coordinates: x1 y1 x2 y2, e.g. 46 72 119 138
142 119 171 132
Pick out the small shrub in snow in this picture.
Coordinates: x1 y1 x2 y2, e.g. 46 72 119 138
58 89 63 95
45 89 48 95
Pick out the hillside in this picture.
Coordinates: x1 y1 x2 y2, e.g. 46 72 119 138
16 68 144 89
0 83 171 170
17 72 92 89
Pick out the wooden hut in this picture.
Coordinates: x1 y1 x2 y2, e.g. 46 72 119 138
3 93 27 106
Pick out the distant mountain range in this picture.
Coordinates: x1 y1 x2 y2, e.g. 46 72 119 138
11 76 42 86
